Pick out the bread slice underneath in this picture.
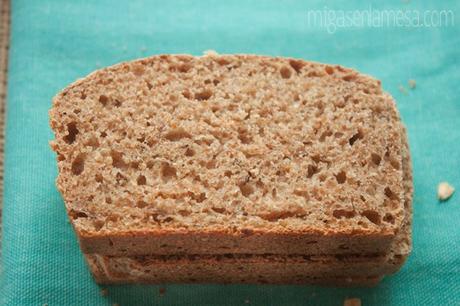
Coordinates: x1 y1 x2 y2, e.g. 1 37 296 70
50 54 407 256
84 127 412 285
85 251 387 285
85 253 381 286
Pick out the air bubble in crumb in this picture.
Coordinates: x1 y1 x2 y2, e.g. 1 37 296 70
438 182 454 201
344 298 361 306
71 154 86 175
408 79 416 89
203 50 218 56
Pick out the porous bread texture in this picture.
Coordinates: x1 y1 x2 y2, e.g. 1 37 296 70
50 54 406 255
79 125 411 256
82 125 412 285
85 254 381 286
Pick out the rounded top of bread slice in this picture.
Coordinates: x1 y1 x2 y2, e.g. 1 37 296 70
50 54 405 237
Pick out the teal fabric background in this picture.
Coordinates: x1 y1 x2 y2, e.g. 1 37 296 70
1 0 459 305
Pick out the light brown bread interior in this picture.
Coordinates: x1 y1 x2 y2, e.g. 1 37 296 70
50 55 406 255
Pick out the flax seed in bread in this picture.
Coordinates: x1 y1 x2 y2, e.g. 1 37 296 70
50 54 406 256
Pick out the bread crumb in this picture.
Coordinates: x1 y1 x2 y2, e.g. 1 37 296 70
159 287 166 296
438 182 455 201
344 298 361 306
244 299 250 304
408 79 416 89
203 49 218 56
398 85 408 95
100 288 108 296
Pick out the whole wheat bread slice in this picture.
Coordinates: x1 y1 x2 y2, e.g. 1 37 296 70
83 125 412 285
85 253 381 286
85 252 388 285
50 54 407 256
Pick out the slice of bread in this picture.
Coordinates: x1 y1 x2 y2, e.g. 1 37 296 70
85 253 381 286
83 127 412 285
85 252 388 285
50 54 407 256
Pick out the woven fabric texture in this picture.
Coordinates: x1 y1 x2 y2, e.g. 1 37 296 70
1 1 460 305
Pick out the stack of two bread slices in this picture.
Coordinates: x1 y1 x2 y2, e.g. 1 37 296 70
50 55 412 286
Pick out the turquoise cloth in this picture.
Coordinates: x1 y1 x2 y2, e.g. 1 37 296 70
2 0 460 305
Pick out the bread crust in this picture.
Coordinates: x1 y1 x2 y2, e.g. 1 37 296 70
77 229 393 256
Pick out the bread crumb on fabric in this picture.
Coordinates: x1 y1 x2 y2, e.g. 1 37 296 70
100 288 108 296
438 182 455 201
244 299 250 304
344 298 362 306
408 79 416 89
159 287 166 296
399 85 408 95
203 49 218 56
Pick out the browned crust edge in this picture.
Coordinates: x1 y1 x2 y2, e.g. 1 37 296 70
77 229 393 256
